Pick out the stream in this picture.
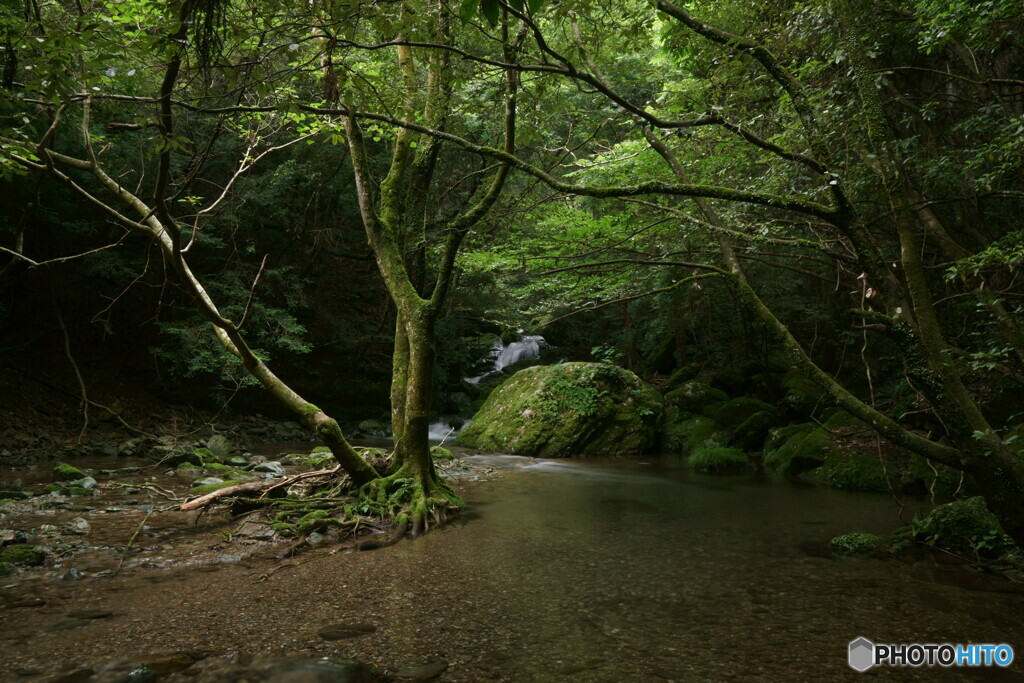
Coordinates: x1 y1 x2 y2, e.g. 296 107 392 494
2 452 1023 681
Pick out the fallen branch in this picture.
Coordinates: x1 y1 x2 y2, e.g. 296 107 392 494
180 466 342 511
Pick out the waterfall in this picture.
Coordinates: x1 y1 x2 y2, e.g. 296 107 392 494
465 334 546 385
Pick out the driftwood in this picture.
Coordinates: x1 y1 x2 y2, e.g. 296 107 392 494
180 467 341 511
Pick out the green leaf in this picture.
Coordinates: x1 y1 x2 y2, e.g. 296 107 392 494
481 0 500 25
526 0 544 13
460 0 481 24
507 0 523 10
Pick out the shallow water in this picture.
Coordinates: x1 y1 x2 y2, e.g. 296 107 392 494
2 454 1023 681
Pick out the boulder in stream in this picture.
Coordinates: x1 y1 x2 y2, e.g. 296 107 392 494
456 362 662 457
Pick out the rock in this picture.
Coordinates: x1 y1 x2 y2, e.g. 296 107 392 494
0 561 16 576
215 555 241 564
95 652 195 680
34 667 95 682
456 363 663 457
0 544 46 566
396 661 448 680
6 598 46 607
192 477 224 487
258 657 371 683
0 490 31 500
99 467 141 475
0 529 27 545
893 497 1015 558
253 461 285 477
664 381 728 414
48 619 89 631
165 452 204 468
318 622 377 640
830 531 885 557
206 435 234 457
52 463 87 483
63 517 91 535
68 476 98 490
224 455 248 467
731 410 777 451
703 397 779 430
357 419 390 437
62 567 83 581
68 610 114 619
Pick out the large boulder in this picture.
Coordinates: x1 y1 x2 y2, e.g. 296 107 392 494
456 362 662 457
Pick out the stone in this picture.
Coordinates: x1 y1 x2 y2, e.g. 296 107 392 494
68 610 114 619
225 455 249 467
165 452 204 468
396 661 448 680
0 490 31 500
63 517 91 536
456 362 663 457
215 555 241 564
318 623 377 640
258 657 371 683
192 477 224 488
204 434 233 457
52 463 86 483
664 381 728 414
6 598 45 607
357 419 390 437
0 544 46 566
0 561 16 577
0 529 26 545
62 567 83 581
253 461 285 477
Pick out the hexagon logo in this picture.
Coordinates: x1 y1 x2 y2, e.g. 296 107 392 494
849 637 875 672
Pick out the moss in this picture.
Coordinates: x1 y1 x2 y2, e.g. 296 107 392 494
704 397 779 429
52 463 86 483
817 452 888 492
0 561 16 576
189 480 243 495
297 509 333 534
270 521 297 537
177 461 202 470
679 416 725 453
664 381 728 414
660 406 697 453
781 370 832 416
830 531 885 557
763 424 819 475
893 497 1015 557
732 410 778 451
688 446 749 473
664 364 700 393
457 363 663 457
193 447 218 463
311 446 333 454
906 455 963 500
62 487 94 497
204 462 231 473
0 544 46 566
430 446 454 460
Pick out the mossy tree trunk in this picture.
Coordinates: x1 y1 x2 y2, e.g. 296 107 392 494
340 5 520 532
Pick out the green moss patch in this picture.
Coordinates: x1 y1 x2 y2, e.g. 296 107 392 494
893 497 1015 558
52 463 86 483
189 480 244 495
0 544 46 566
688 446 749 473
830 531 885 557
664 381 727 414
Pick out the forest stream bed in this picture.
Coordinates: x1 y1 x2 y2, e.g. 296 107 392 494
1 450 1024 682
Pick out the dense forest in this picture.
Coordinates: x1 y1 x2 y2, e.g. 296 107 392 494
1 0 1023 679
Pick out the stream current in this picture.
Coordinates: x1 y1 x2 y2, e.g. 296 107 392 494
2 453 1023 681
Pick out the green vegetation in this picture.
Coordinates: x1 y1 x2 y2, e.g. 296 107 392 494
830 532 885 557
688 446 749 473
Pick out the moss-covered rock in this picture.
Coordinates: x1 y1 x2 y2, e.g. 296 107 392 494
204 462 231 473
830 531 885 557
732 411 778 451
664 364 701 393
665 381 728 414
764 412 872 478
430 446 454 460
165 452 204 468
703 397 779 429
0 561 16 576
678 416 726 452
688 446 749 473
0 544 46 566
893 497 1015 557
52 463 86 483
456 363 663 457
193 447 219 463
781 370 833 417
816 452 888 492
205 435 234 456
763 423 821 475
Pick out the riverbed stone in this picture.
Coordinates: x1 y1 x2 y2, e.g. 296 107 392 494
0 561 15 576
52 463 86 483
0 544 46 566
206 434 234 456
457 362 662 457
62 517 90 536
396 660 448 680
318 622 377 640
253 461 285 477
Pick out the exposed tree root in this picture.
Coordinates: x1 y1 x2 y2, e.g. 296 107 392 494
180 466 342 511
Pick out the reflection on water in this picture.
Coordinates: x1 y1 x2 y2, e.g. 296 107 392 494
375 457 1024 681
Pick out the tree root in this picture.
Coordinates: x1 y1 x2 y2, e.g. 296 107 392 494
180 466 342 511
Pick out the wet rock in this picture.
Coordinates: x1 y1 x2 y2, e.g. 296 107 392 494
0 528 27 545
253 461 285 477
0 490 31 500
52 463 87 482
68 476 98 490
215 554 241 564
99 467 141 476
34 668 95 683
225 455 249 467
396 660 448 680
260 657 370 683
306 531 325 546
318 622 377 640
62 567 83 581
0 543 46 566
193 477 224 487
250 529 276 540
206 434 234 456
63 517 91 536
48 618 90 631
6 597 45 607
0 561 16 576
165 452 204 468
68 609 114 619
94 652 195 681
